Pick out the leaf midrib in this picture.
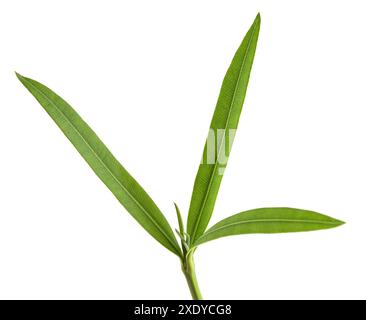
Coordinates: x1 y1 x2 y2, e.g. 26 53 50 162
24 78 179 254
190 21 258 241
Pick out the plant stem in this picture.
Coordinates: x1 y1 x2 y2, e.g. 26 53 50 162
182 249 202 300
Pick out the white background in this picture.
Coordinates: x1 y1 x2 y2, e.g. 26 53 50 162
0 0 365 300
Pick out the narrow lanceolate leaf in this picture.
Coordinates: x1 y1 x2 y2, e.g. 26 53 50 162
16 73 182 257
187 14 261 243
194 208 345 246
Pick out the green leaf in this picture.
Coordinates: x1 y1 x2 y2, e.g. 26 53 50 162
16 73 182 257
174 202 185 236
187 14 261 243
194 207 345 246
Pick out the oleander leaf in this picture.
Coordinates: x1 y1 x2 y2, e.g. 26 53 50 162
187 14 261 243
194 207 344 246
174 202 185 236
16 73 182 257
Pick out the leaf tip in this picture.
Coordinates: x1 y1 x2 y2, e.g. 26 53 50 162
256 12 261 23
335 219 346 227
15 71 24 80
327 216 345 229
248 13 261 38
15 72 29 86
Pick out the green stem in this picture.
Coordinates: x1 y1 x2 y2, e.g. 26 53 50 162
182 249 202 300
